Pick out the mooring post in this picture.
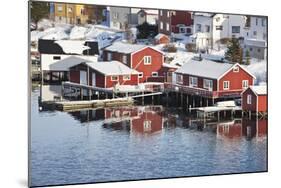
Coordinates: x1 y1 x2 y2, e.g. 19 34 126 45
80 88 83 100
89 89 92 100
181 92 183 107
249 110 251 120
61 83 64 100
217 111 220 122
192 96 195 107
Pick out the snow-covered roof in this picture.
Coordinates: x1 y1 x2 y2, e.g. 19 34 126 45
85 61 139 76
175 59 234 79
155 33 169 40
49 56 91 71
244 38 267 48
138 9 158 15
104 42 146 54
163 63 179 69
249 85 267 95
55 40 90 55
193 12 215 17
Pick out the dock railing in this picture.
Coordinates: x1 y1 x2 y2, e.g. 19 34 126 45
164 83 218 98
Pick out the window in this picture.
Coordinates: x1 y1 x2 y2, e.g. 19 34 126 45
176 74 183 84
196 24 202 32
166 23 170 31
203 79 213 90
223 81 230 90
111 75 119 81
68 7 72 13
257 48 261 53
144 56 152 65
233 66 239 72
216 25 223 30
57 5 63 12
263 33 266 40
53 56 61 60
143 121 152 132
262 18 266 26
232 26 240 34
242 80 248 89
122 55 127 64
123 75 130 80
107 52 112 60
189 76 198 87
247 94 252 104
113 12 119 19
152 72 158 77
160 10 163 16
256 18 258 26
205 25 210 32
160 21 163 30
138 72 143 78
253 31 257 36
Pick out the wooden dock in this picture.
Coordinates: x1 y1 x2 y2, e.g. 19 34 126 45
42 97 134 111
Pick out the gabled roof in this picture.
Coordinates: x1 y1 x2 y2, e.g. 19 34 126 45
155 33 169 40
83 61 140 76
104 41 164 55
49 56 91 71
104 42 146 54
175 59 234 79
249 85 267 95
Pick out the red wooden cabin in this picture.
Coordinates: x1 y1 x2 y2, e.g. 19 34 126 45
103 42 165 83
174 59 255 98
69 61 139 88
154 33 170 44
241 85 267 113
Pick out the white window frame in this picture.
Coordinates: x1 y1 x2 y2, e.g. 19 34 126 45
189 76 198 87
57 5 63 12
123 75 131 81
143 120 152 132
122 55 127 64
111 75 119 81
242 80 249 89
160 10 163 16
203 79 213 91
152 72 158 77
247 94 252 104
223 81 230 90
167 11 170 17
160 21 163 30
107 52 112 61
233 66 239 72
138 72 143 78
166 23 170 31
176 74 183 84
232 26 240 34
144 56 152 65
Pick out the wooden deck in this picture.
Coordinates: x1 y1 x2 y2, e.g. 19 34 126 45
42 97 134 111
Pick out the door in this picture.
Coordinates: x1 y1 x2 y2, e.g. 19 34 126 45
92 72 96 87
80 71 87 85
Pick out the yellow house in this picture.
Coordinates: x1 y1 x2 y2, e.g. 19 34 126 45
52 3 90 25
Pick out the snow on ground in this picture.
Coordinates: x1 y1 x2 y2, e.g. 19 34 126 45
243 58 267 85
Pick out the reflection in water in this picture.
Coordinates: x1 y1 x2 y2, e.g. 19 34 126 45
66 105 267 140
31 87 267 187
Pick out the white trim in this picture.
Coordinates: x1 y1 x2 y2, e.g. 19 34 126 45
203 79 213 91
176 74 183 84
233 66 239 72
130 46 165 56
144 56 152 65
223 81 230 90
123 74 131 80
247 94 252 104
111 75 119 81
138 72 143 78
242 80 249 89
151 72 158 77
189 76 198 87
217 63 256 81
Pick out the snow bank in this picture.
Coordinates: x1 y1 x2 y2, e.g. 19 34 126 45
37 19 54 30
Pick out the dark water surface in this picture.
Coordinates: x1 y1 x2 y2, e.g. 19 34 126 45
30 88 267 187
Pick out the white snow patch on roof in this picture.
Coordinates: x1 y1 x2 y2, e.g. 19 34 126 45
55 40 90 54
105 42 146 54
155 33 168 40
69 26 88 40
49 56 91 71
250 85 267 95
86 61 139 75
163 63 179 69
175 59 234 79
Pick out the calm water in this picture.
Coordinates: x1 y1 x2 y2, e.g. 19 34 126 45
30 87 267 187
